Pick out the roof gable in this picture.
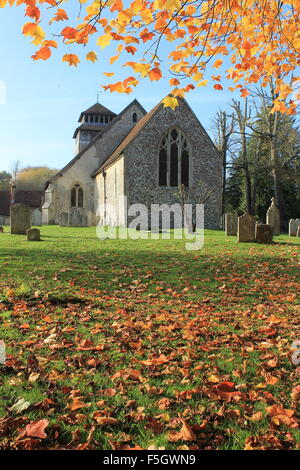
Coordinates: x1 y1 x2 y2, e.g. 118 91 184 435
48 99 147 184
95 96 219 173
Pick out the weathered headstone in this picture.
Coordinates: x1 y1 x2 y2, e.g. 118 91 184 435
26 228 40 241
31 208 42 226
10 203 31 235
238 214 256 243
59 212 69 227
255 223 273 244
289 218 300 237
225 212 238 236
266 197 280 236
297 226 300 237
68 207 88 227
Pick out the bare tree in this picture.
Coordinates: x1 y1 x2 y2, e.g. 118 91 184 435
212 111 235 216
231 99 253 214
177 182 216 233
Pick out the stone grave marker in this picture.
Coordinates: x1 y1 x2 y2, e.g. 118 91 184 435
266 197 280 236
255 223 273 244
238 214 256 243
26 228 40 241
225 212 238 236
59 212 69 227
68 207 88 227
10 203 31 235
31 208 42 226
289 218 300 237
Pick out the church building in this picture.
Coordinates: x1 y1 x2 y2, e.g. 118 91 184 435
42 97 222 229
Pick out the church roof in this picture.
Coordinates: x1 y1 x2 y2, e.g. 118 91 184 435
47 99 147 185
94 95 219 174
73 123 105 139
78 103 116 122
0 190 43 216
94 101 162 174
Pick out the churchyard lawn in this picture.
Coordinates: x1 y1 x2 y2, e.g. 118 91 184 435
0 226 299 450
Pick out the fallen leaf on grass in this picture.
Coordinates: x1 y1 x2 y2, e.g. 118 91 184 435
10 398 31 413
168 420 196 442
25 419 49 439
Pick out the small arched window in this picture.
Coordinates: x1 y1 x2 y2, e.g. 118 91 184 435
71 183 83 208
132 112 137 123
158 128 190 187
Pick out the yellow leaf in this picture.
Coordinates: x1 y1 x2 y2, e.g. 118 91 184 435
162 96 178 110
97 34 112 49
197 80 209 87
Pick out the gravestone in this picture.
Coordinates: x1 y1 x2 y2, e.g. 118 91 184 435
10 203 31 235
297 226 300 237
68 207 88 227
225 212 238 236
255 223 273 244
0 226 3 233
266 197 280 236
289 218 300 237
237 214 256 243
26 228 40 241
31 208 42 226
59 212 69 227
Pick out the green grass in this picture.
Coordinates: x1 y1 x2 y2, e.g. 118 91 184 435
0 226 299 450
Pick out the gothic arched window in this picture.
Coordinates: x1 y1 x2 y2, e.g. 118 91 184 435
158 128 190 187
132 112 137 123
71 183 83 208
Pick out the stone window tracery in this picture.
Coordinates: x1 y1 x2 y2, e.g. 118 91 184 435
71 183 83 208
158 128 190 187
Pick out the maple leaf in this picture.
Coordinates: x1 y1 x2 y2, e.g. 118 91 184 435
148 67 162 81
22 23 45 45
162 96 178 109
213 59 223 69
25 419 49 439
50 8 69 24
32 46 51 61
97 34 112 49
86 51 97 63
62 54 80 67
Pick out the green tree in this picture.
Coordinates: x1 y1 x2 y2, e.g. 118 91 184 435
16 166 58 191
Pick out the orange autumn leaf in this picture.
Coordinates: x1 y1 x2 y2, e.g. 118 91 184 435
62 54 80 67
213 59 223 69
32 46 51 61
86 51 97 63
25 5 40 22
68 398 87 411
50 8 68 24
25 419 49 439
168 420 196 442
148 67 162 81
214 84 223 91
266 405 298 427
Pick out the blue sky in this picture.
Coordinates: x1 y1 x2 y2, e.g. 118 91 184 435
0 5 241 174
